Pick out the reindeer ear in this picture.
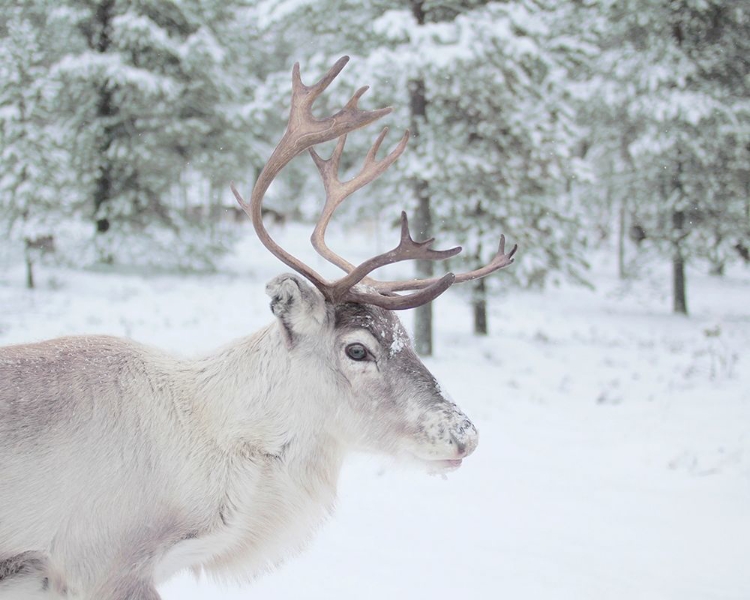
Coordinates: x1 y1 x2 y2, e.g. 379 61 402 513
266 274 329 346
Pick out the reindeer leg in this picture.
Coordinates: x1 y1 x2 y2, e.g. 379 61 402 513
80 536 169 600
90 580 161 600
0 553 57 599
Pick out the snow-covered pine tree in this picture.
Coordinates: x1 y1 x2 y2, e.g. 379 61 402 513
49 0 255 269
365 1 591 336
182 3 275 230
590 0 750 314
0 1 73 286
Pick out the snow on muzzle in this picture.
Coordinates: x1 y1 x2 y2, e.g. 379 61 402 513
408 395 479 473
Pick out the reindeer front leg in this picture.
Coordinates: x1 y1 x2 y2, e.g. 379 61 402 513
88 579 161 600
0 553 57 600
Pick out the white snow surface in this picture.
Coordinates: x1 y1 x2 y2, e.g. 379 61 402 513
0 222 748 600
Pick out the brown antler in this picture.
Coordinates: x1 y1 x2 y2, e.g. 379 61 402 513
306 128 518 297
372 235 518 293
231 56 390 289
308 128 409 275
231 56 517 310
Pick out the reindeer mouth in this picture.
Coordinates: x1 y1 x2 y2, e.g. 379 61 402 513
420 457 463 475
403 448 466 474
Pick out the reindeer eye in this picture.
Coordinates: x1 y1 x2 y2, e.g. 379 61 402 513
345 343 369 361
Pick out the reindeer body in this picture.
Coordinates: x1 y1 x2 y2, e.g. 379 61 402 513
1 319 341 597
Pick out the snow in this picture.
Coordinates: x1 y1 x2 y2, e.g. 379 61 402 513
53 53 179 99
1 222 748 599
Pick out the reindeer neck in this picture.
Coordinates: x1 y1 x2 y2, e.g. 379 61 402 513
187 323 340 465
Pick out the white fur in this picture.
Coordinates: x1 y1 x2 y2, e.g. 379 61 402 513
0 275 478 599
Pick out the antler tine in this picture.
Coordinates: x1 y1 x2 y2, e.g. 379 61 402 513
374 234 519 293
345 273 457 310
325 212 461 303
292 56 349 100
231 57 396 297
309 128 411 275
308 136 355 274
309 134 347 178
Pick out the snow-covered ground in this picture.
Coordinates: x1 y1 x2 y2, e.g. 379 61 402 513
1 222 748 600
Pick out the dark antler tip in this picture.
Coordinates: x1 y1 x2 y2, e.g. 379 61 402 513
351 86 369 102
393 130 410 153
498 234 506 252
509 244 519 258
331 56 350 75
398 212 411 239
436 245 461 259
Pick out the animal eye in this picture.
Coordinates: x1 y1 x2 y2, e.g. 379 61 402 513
345 343 369 361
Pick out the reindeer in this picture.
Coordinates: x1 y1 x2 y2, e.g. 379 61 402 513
0 57 516 600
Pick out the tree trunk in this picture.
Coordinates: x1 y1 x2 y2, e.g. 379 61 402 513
91 0 116 237
473 277 488 335
617 196 627 279
708 232 725 277
672 210 688 315
409 0 433 356
412 183 434 356
672 250 688 314
669 21 688 315
25 254 34 290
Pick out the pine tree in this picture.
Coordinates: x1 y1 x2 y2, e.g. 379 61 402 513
363 1 591 336
589 0 750 314
0 2 72 286
48 0 255 269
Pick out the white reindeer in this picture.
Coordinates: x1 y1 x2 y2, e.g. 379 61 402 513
0 57 516 600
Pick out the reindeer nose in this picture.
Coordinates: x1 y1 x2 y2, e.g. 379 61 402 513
451 419 479 458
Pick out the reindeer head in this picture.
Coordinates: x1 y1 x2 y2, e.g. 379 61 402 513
232 57 516 472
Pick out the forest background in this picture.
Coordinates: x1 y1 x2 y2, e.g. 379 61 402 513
2 0 748 354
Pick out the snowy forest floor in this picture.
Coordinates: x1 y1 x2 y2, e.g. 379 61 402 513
1 222 748 600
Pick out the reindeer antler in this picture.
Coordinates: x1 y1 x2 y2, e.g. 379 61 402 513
231 56 517 310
